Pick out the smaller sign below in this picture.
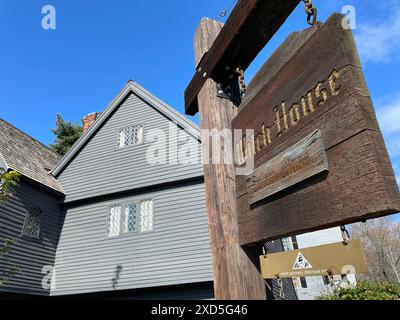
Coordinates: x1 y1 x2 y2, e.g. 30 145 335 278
260 240 368 279
247 130 328 205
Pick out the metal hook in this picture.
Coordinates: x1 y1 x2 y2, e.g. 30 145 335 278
262 244 268 258
341 225 350 245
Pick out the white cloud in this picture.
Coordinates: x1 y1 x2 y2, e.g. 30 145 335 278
355 7 400 63
376 97 400 136
380 132 400 185
376 95 400 171
385 136 400 159
393 164 400 187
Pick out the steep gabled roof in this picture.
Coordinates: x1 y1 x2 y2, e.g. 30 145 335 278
0 119 64 194
52 80 200 177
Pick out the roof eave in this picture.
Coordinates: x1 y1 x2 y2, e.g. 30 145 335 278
7 165 65 195
0 151 9 171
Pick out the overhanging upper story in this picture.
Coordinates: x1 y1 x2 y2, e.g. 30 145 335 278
0 80 213 297
49 81 213 296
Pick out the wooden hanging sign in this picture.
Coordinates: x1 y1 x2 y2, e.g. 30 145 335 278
260 240 368 279
234 13 400 245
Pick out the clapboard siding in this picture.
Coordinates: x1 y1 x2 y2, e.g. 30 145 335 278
53 87 214 297
58 92 203 203
0 181 63 296
52 182 213 296
54 282 215 300
0 83 214 298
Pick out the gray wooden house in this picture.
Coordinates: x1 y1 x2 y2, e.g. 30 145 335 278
0 81 295 299
0 119 65 296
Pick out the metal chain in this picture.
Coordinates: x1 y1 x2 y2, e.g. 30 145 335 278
303 0 318 26
277 277 285 300
262 247 267 258
219 9 228 18
341 225 350 245
235 67 247 97
263 247 285 300
218 0 237 20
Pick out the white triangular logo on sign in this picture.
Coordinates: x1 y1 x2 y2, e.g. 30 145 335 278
293 252 312 270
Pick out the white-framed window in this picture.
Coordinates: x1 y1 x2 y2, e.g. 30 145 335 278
118 124 143 148
140 200 154 232
108 205 121 237
107 199 154 237
123 203 137 233
22 207 41 238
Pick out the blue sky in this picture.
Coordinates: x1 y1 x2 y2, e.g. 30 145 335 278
0 0 399 189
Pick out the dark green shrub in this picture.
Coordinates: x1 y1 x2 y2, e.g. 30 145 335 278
318 280 400 300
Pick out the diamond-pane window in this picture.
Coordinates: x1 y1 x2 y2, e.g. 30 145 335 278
107 200 154 237
118 124 143 148
22 208 41 238
140 200 153 232
130 124 143 145
108 205 121 237
123 204 137 233
118 128 129 148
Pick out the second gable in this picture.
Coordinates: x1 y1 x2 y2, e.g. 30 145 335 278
58 92 203 203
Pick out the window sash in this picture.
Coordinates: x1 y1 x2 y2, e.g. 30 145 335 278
118 124 143 148
130 124 143 145
140 200 154 232
108 205 121 237
119 128 129 148
23 208 41 238
107 199 153 237
123 203 137 233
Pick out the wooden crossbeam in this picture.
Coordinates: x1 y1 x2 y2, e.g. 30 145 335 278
184 0 301 115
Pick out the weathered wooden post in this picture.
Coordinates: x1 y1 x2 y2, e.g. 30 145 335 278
194 18 266 300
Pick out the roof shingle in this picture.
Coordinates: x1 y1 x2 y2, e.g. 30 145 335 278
0 119 64 194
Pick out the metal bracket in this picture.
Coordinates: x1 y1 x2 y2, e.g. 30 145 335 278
216 79 242 106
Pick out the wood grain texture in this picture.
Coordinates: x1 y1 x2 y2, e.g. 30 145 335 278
195 18 266 300
185 0 301 115
233 13 400 245
247 130 329 205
